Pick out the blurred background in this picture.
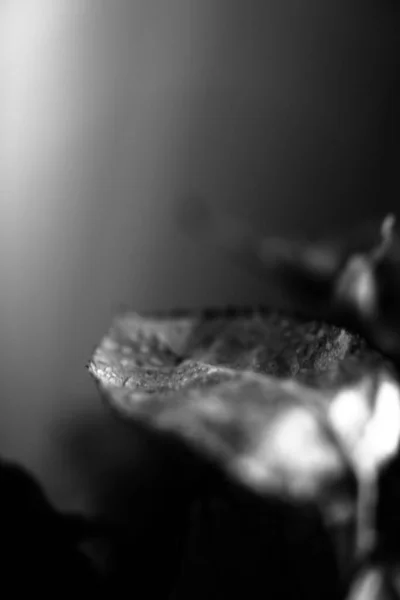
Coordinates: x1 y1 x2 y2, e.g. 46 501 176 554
1 0 399 518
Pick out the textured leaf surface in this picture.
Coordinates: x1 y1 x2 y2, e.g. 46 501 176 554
88 308 388 503
88 307 400 598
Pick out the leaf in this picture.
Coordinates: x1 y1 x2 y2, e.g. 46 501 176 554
88 309 400 567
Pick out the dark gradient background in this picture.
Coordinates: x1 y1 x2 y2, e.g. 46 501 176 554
1 1 399 517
